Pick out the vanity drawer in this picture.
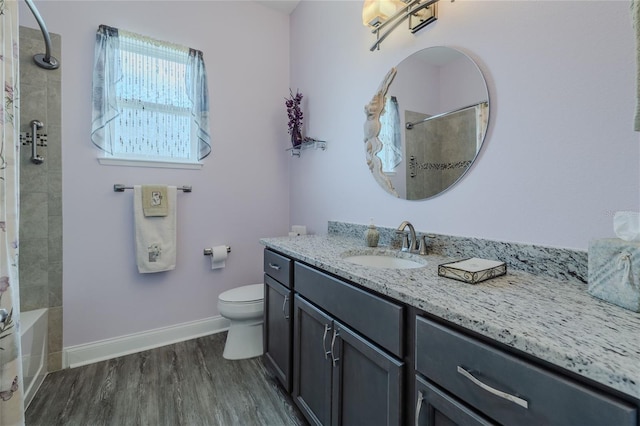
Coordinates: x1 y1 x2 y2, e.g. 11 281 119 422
295 262 403 358
415 316 637 426
264 249 292 288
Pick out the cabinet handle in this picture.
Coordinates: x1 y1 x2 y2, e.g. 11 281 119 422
330 329 340 367
415 390 424 426
268 262 281 271
322 324 332 359
457 366 529 409
282 295 289 320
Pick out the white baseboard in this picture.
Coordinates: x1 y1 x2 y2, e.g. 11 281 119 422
64 316 230 369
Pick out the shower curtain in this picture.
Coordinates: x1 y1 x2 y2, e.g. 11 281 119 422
0 0 25 424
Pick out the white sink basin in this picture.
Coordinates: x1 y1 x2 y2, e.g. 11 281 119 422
341 250 427 269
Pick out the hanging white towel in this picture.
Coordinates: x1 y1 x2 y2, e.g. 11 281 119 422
134 185 177 273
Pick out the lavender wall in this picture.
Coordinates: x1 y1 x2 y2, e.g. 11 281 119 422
18 0 640 350
288 1 640 249
19 1 291 347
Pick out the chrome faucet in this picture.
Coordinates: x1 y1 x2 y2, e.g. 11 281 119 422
396 221 418 253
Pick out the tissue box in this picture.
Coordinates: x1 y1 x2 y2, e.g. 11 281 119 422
588 238 640 312
438 258 506 284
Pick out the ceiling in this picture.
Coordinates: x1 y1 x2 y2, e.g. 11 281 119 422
255 0 301 15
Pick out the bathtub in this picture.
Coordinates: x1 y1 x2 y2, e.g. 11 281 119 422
21 308 48 409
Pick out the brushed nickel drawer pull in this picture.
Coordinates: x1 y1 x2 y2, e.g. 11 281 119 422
330 329 340 367
323 324 331 359
457 366 529 409
268 262 281 271
282 295 289 320
415 390 424 426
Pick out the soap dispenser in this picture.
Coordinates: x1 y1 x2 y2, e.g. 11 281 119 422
365 218 380 247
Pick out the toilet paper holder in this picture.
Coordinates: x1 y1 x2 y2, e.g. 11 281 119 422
204 246 231 256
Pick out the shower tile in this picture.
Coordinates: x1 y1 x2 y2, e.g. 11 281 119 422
48 307 63 353
47 32 62 84
46 85 62 126
45 125 62 172
48 171 62 217
20 192 48 239
19 60 46 88
19 238 48 288
20 84 48 132
21 25 64 376
48 261 62 308
48 229 62 272
19 60 46 89
20 285 48 311
50 32 61 53
48 216 62 258
47 351 62 372
20 151 48 192
48 238 62 265
19 29 39 48
45 65 62 84
19 26 42 44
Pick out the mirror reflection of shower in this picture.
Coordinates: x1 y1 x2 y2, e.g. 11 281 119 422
29 120 45 164
23 0 59 70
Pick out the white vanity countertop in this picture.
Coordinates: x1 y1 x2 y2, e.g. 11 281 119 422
261 234 640 401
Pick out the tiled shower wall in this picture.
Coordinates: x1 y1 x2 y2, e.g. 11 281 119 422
19 26 63 372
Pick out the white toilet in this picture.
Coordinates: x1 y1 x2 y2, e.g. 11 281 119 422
217 283 264 360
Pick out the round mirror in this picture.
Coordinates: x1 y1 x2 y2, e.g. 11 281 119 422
364 46 489 200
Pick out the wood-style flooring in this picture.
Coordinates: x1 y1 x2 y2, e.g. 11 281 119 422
26 332 307 426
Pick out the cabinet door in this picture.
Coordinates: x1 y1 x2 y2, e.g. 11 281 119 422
415 375 494 426
331 322 404 426
293 295 334 426
264 275 292 392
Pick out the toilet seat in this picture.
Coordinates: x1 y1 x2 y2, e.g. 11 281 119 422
219 283 263 303
218 283 264 320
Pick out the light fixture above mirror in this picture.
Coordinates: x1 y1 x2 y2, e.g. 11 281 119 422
363 0 442 51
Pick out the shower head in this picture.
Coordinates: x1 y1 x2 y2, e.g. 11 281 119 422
24 0 60 70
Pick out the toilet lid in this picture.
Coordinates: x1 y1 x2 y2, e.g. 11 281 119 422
219 283 264 303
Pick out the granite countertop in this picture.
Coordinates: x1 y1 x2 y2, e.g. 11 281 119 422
261 234 640 401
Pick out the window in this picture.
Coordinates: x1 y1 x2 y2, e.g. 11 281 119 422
91 25 211 167
377 95 402 173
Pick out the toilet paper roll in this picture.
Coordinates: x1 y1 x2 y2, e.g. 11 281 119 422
210 245 228 270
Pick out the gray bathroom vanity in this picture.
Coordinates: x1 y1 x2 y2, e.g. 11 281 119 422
261 227 640 426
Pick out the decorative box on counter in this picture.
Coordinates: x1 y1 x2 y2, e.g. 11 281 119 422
588 238 640 312
438 257 506 284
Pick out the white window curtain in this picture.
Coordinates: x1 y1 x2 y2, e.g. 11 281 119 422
91 25 211 162
377 95 403 173
0 0 25 423
475 101 489 151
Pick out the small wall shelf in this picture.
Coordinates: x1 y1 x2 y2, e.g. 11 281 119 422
287 138 327 157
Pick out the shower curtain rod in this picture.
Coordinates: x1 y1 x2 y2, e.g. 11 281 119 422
24 0 59 70
405 101 487 130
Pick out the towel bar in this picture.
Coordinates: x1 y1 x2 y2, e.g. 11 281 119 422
204 247 231 256
114 184 192 193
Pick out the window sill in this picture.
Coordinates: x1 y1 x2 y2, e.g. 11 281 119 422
98 158 203 170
